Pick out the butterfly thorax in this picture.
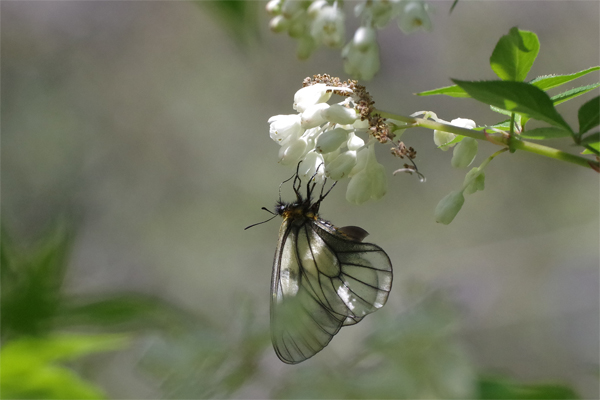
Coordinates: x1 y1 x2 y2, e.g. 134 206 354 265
276 199 320 225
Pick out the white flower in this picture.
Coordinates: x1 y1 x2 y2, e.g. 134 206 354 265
293 83 332 112
325 150 357 180
315 127 349 154
342 31 381 80
346 131 365 150
346 144 387 204
398 0 432 34
299 150 325 183
355 0 401 29
278 134 308 165
300 103 330 129
310 5 345 48
433 117 476 150
322 104 358 125
268 114 303 144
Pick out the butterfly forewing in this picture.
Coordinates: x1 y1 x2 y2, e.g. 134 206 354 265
271 215 393 364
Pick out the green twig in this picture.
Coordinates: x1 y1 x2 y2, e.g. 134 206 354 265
376 109 599 170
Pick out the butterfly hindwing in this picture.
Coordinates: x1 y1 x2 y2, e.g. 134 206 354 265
270 217 392 364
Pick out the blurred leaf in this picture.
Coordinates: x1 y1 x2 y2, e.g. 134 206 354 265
530 66 600 90
0 334 127 400
452 79 573 133
478 376 580 399
276 288 477 399
520 127 572 140
417 84 469 97
1 222 73 339
139 298 270 399
578 95 599 135
57 293 189 331
195 1 260 48
490 27 539 82
551 83 600 106
449 0 460 14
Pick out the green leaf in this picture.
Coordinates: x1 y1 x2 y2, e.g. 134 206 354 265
578 96 600 134
551 83 600 106
1 222 74 339
416 84 470 97
520 127 572 140
478 376 580 399
0 334 128 400
58 293 187 330
530 66 600 90
452 79 573 133
449 0 460 14
1 334 128 364
580 132 599 155
490 27 539 81
196 1 259 48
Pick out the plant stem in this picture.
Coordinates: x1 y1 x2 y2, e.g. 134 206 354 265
376 109 599 170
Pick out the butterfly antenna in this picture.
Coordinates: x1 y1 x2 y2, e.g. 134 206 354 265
244 207 278 230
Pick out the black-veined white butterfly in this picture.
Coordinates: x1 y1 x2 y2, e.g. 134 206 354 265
247 166 393 364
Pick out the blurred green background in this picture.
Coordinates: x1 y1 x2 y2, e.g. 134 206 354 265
2 1 598 399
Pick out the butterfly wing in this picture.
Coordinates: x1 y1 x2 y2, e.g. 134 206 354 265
270 217 393 364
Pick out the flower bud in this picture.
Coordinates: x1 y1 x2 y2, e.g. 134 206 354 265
269 15 290 33
347 131 365 151
433 130 457 151
352 26 377 51
435 190 465 225
266 0 282 15
346 144 387 204
322 104 358 125
325 150 357 180
299 150 325 183
451 137 478 168
278 136 308 165
315 127 348 154
463 167 485 195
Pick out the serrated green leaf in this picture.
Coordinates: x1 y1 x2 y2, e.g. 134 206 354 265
490 27 539 81
551 83 600 106
520 127 572 140
578 96 599 134
416 85 470 97
452 79 573 133
530 66 600 90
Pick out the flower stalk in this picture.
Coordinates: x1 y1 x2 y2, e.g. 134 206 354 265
376 109 599 170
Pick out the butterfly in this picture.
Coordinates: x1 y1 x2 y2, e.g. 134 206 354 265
247 166 393 364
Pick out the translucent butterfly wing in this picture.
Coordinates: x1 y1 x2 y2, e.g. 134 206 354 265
271 218 393 364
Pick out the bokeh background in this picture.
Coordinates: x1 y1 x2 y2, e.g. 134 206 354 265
2 1 599 399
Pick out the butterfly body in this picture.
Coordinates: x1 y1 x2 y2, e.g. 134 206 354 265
269 175 393 364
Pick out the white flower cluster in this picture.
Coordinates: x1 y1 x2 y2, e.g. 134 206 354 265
268 84 387 205
267 0 432 80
